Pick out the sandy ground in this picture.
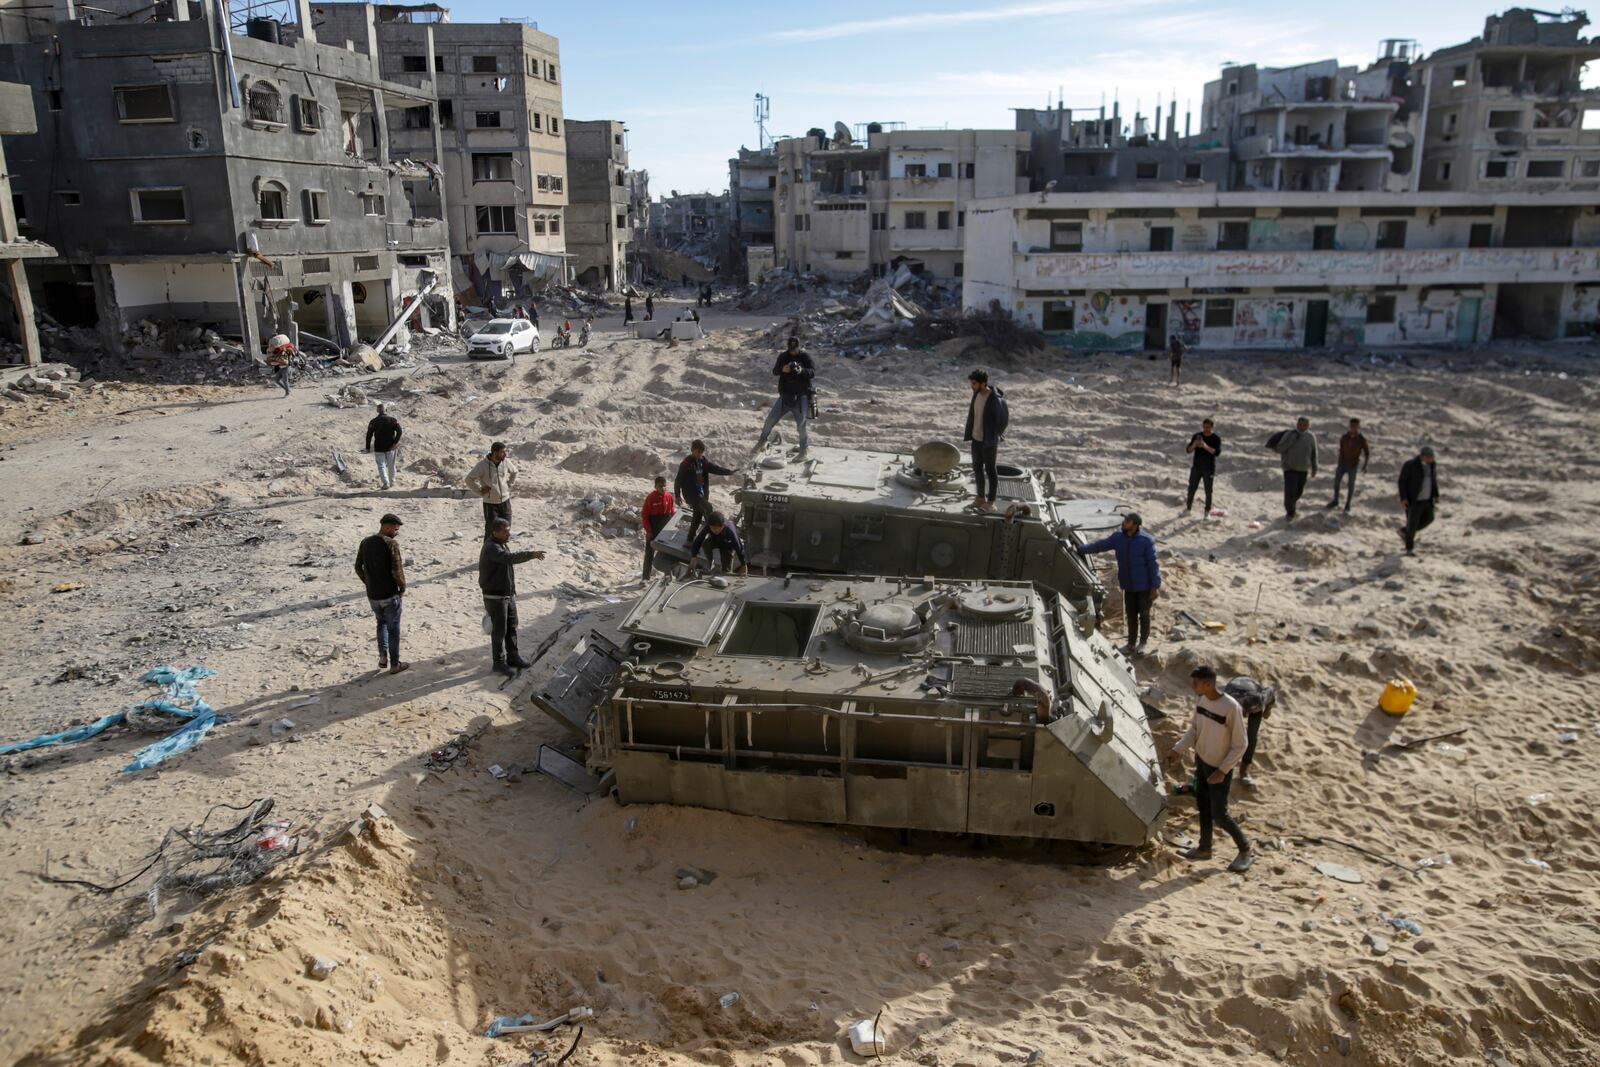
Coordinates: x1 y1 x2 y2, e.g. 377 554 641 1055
1 303 1598 1067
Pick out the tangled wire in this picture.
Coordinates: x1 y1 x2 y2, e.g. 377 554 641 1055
42 797 294 915
424 721 492 774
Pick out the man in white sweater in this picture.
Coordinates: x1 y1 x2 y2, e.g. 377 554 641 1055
1169 665 1255 872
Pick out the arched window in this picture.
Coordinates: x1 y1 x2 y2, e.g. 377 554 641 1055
246 79 284 126
258 179 289 222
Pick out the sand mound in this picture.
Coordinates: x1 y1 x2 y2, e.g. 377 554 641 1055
558 444 665 478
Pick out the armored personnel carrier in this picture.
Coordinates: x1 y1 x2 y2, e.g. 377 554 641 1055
648 442 1127 623
531 573 1165 845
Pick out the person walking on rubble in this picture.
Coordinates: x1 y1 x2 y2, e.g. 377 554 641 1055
1168 333 1187 387
1273 416 1318 522
354 512 409 675
466 440 517 540
1327 417 1371 513
1168 665 1255 873
265 334 294 398
674 439 734 542
1185 417 1221 517
365 403 404 490
624 294 634 324
755 335 814 454
640 474 676 581
1397 445 1440 556
479 517 546 677
1075 512 1161 656
962 368 1009 513
645 292 655 321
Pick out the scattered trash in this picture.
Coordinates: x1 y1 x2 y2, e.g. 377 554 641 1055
675 865 716 885
40 796 293 914
1378 677 1418 716
1557 731 1579 744
1362 931 1390 955
488 764 507 779
1521 857 1552 871
271 718 296 736
484 1006 595 1038
50 582 85 593
1314 861 1364 884
1208 506 1227 518
848 1016 887 1057
287 695 320 710
718 992 740 1009
677 875 699 890
1526 793 1552 806
914 952 932 969
624 816 639 835
424 721 491 774
1388 917 1423 936
1417 853 1453 869
0 665 220 772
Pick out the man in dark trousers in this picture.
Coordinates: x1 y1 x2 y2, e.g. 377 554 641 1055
645 292 654 321
1168 333 1187 386
1327 417 1371 513
466 441 517 540
1075 513 1161 656
756 335 815 453
479 517 546 677
962 368 1008 513
1169 665 1254 873
674 439 734 542
1274 416 1318 521
624 294 634 324
353 513 409 675
364 403 404 490
1185 417 1220 516
639 474 676 580
1397 445 1440 556
688 511 749 575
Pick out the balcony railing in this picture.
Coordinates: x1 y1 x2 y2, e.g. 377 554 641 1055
1019 246 1600 288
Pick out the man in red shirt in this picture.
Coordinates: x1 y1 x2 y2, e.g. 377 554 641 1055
640 475 676 580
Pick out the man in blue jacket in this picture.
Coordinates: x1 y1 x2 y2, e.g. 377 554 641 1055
1076 513 1161 655
962 368 1009 512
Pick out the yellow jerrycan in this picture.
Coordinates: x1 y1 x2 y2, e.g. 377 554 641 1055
1379 677 1418 716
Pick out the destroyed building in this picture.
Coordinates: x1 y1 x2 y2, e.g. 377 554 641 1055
1014 104 1229 193
1416 8 1600 194
728 145 777 277
647 190 726 280
0 80 54 365
313 2 569 301
966 15 1600 350
772 124 1029 283
0 0 451 357
563 119 631 290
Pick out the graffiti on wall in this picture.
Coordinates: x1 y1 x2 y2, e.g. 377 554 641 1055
1233 299 1298 346
1173 299 1202 345
1029 247 1600 283
1045 292 1146 351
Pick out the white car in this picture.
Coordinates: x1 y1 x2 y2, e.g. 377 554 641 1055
467 318 540 359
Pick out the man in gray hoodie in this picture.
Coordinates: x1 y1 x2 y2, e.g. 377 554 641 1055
1275 417 1318 521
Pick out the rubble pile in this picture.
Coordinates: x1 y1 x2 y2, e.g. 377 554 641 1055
573 493 640 539
0 364 104 406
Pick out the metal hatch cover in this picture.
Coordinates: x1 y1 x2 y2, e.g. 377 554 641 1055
1048 498 1131 534
622 579 735 647
530 630 625 739
804 455 884 491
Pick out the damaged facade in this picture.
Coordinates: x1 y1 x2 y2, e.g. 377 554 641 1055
314 2 569 302
966 11 1600 350
647 190 725 281
0 0 451 358
773 125 1030 283
563 119 630 290
728 145 777 277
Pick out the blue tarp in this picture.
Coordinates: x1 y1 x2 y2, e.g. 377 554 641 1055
0 666 219 772
485 1013 536 1038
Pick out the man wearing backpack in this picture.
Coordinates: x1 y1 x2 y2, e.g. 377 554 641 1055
962 368 1009 513
1273 417 1318 521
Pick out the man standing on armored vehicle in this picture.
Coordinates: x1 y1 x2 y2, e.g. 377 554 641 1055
756 335 814 455
963 368 1009 513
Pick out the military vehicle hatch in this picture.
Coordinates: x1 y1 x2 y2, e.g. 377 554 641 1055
647 442 1127 626
530 574 1165 845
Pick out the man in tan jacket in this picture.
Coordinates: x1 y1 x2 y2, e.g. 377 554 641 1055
467 441 517 540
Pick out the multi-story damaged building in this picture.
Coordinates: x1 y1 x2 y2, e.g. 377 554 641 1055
1417 8 1600 193
563 119 630 290
1014 105 1229 193
314 3 568 300
1200 43 1425 193
967 10 1600 350
772 125 1030 281
0 0 450 356
728 145 777 272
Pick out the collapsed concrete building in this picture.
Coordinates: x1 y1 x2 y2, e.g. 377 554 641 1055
312 3 569 304
0 80 54 365
772 124 1030 283
0 0 452 358
563 119 631 290
964 12 1600 350
727 145 777 277
646 190 725 281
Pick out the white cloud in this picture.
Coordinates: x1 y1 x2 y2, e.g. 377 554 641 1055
762 0 1175 43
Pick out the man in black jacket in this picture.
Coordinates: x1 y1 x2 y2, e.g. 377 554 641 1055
688 512 749 575
354 513 409 674
755 336 814 453
1397 446 1440 556
364 404 404 490
479 517 547 676
962 368 1009 512
1185 417 1220 516
674 439 734 542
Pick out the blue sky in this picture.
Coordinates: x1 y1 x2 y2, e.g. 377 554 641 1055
457 2 1553 193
